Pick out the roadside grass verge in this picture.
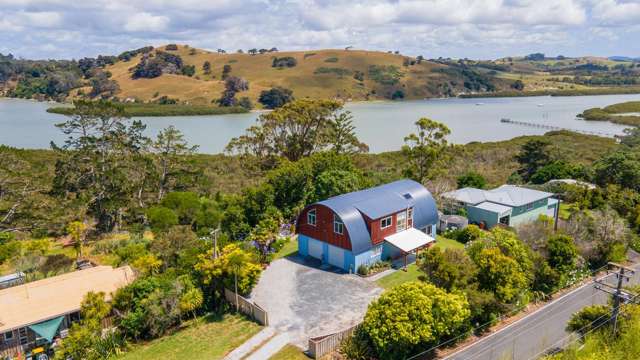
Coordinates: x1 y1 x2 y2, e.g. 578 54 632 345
116 313 261 360
47 103 248 117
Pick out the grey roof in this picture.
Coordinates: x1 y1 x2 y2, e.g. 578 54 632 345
313 179 438 255
475 201 513 215
443 185 554 207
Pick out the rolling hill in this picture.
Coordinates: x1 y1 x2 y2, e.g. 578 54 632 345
96 45 512 105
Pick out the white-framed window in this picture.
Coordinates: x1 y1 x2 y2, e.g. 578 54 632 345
3 330 13 342
381 216 392 229
397 211 407 231
408 207 413 222
334 214 344 234
307 209 316 226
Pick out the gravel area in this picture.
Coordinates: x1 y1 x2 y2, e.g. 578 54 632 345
249 255 383 347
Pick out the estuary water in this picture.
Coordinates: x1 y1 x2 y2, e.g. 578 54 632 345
1 94 637 153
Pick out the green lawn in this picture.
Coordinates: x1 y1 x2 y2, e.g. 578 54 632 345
273 236 299 260
434 236 465 250
117 314 262 360
375 236 464 290
269 344 310 360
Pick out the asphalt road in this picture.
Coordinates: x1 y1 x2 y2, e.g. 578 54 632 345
442 265 640 360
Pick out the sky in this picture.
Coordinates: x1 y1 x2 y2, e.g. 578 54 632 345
1 0 640 60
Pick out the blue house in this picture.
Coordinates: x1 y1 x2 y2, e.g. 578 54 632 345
442 185 559 229
295 179 439 272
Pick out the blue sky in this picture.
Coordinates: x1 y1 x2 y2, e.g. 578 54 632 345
1 0 640 60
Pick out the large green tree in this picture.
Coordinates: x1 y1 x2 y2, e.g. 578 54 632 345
418 247 478 291
515 139 552 181
52 100 148 232
226 99 367 164
149 126 198 201
401 118 451 183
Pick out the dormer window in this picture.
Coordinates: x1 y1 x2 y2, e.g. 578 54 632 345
307 209 316 226
334 214 344 234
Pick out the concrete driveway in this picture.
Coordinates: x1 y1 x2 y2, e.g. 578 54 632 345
249 255 383 347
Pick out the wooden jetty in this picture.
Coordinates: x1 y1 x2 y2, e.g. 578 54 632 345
500 118 619 138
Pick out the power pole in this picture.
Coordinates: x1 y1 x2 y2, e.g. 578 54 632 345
594 262 636 334
210 227 221 259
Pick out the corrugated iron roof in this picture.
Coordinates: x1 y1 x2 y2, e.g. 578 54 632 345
443 185 554 207
316 179 438 254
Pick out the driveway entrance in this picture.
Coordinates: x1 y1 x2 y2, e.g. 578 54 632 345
249 255 382 347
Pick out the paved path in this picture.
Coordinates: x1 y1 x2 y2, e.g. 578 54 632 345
441 264 640 360
224 327 276 360
245 332 290 360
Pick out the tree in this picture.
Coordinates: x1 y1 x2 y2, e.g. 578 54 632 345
362 282 470 359
202 61 211 75
258 87 294 109
52 100 148 232
511 79 525 90
530 161 576 184
151 225 199 269
147 206 178 232
218 76 248 107
67 221 88 260
472 247 529 303
226 99 365 163
238 96 253 110
221 64 232 80
195 243 262 296
313 170 363 203
593 149 640 191
55 292 123 360
456 171 486 189
148 126 198 201
418 247 478 291
515 139 551 182
547 234 578 273
247 214 280 261
179 287 204 320
328 111 369 154
132 254 163 276
401 118 451 183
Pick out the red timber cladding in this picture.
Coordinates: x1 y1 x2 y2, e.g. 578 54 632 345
366 210 414 245
297 204 352 250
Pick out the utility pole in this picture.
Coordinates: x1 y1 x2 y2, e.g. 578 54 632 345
210 227 220 259
594 262 636 334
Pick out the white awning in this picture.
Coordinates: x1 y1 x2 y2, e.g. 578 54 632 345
384 228 435 253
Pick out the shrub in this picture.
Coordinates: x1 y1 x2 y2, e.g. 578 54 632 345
147 206 179 232
165 44 178 51
238 96 253 110
272 56 297 68
258 87 294 109
457 172 487 189
324 57 339 63
566 305 610 335
357 264 369 276
339 326 374 360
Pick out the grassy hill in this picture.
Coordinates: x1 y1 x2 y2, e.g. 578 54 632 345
99 45 512 105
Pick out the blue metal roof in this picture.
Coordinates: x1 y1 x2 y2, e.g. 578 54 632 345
315 179 438 255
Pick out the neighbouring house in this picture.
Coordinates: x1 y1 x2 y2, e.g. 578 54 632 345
0 265 134 358
442 185 559 229
296 179 439 272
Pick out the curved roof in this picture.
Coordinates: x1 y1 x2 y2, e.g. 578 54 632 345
313 179 438 255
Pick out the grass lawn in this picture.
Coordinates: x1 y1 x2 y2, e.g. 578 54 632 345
273 236 299 260
375 236 464 290
269 344 310 360
434 236 464 250
117 314 261 360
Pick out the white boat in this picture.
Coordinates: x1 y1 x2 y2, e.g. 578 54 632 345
475 102 484 106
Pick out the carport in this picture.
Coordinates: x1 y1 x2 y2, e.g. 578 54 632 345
384 228 435 269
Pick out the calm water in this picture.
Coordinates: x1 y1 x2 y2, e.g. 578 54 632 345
1 95 637 153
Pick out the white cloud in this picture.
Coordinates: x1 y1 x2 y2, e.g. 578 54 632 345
0 0 637 59
124 12 169 32
592 0 640 25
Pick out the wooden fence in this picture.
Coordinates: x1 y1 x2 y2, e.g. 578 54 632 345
308 323 360 359
224 288 269 326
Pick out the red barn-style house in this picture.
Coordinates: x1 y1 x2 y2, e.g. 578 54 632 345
296 179 439 272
